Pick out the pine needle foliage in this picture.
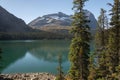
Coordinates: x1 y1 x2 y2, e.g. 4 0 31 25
56 55 65 80
69 0 91 80
106 0 120 75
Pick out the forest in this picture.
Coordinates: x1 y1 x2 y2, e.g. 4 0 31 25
56 0 120 80
0 32 72 40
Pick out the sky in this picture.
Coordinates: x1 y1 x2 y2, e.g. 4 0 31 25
0 0 113 24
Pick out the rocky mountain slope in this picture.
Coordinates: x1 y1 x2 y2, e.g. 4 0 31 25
28 12 72 28
28 10 97 32
0 6 32 32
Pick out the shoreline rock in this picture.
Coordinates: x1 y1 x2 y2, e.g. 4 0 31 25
0 73 56 80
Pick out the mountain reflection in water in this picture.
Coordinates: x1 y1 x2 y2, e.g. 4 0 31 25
0 40 70 74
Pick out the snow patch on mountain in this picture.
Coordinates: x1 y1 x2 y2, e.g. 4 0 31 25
28 11 97 30
49 16 59 20
46 18 54 23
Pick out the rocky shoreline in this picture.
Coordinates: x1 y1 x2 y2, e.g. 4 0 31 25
0 73 56 80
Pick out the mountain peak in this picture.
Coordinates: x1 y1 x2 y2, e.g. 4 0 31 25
57 12 69 17
58 12 64 14
28 11 97 30
43 12 70 18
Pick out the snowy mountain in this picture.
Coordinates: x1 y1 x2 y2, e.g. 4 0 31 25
28 12 72 28
28 10 97 32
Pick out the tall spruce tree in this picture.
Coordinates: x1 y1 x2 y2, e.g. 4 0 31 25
55 55 64 80
88 53 97 80
96 8 108 48
105 0 120 79
95 8 109 79
69 0 91 80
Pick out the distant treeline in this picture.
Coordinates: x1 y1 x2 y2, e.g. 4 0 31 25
0 32 72 40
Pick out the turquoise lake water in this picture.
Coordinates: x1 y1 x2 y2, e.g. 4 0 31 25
0 40 70 74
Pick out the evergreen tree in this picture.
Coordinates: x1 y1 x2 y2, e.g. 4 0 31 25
95 8 108 48
69 0 91 80
95 8 109 79
105 0 120 79
56 55 64 80
88 53 97 80
98 8 106 46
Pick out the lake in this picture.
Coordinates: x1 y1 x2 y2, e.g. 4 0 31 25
0 40 70 74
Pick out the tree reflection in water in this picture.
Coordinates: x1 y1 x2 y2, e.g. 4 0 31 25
0 48 2 73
